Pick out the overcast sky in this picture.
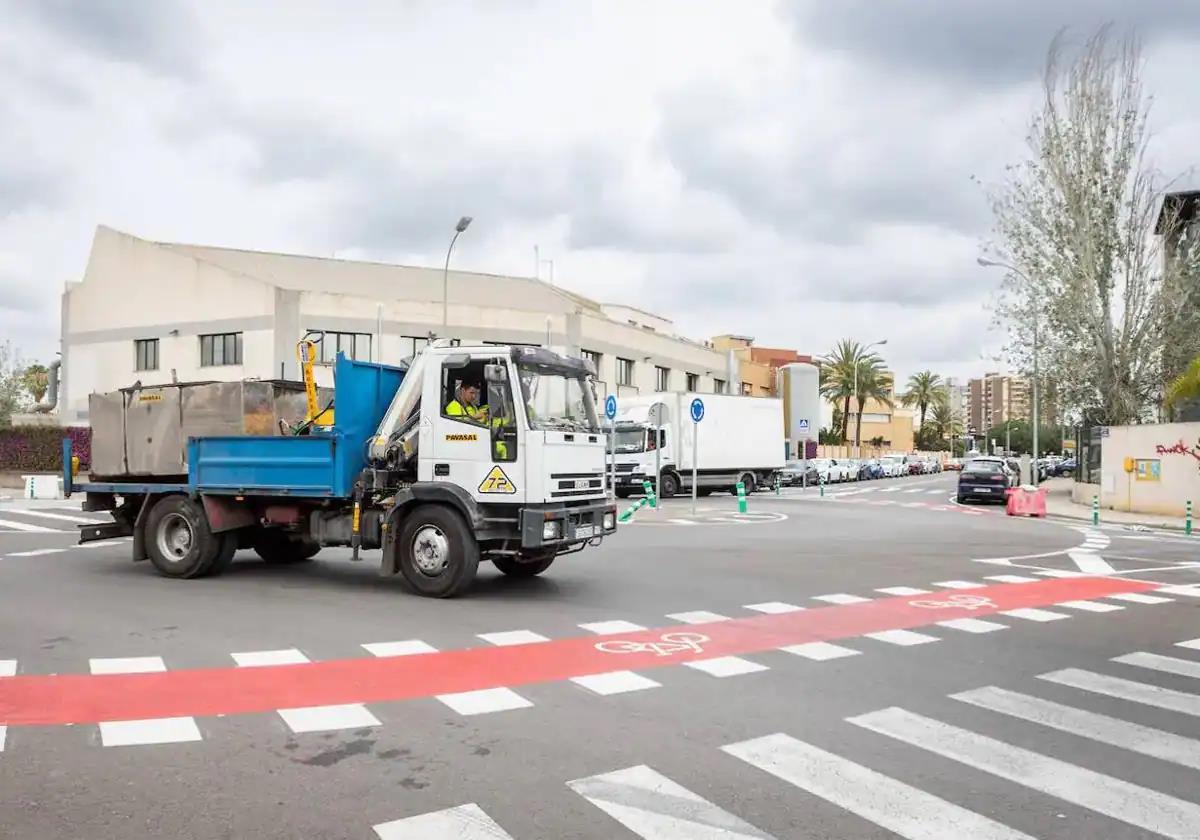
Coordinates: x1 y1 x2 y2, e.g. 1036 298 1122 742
2 1 1199 387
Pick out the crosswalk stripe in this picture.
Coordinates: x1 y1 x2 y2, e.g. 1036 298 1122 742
98 716 203 747
1107 592 1173 604
12 509 104 524
1039 669 1200 717
723 733 1034 840
984 574 1038 583
743 602 804 614
5 547 67 557
567 763 775 839
571 671 661 695
812 593 870 605
0 660 15 677
373 803 515 839
1112 652 1200 681
1000 608 1068 622
953 685 1200 770
780 641 860 661
89 656 166 674
932 580 983 589
1034 569 1090 578
1056 600 1123 613
863 629 939 646
0 517 57 533
437 687 533 716
580 620 647 635
477 630 550 646
1178 638 1200 650
875 586 930 596
276 703 380 733
850 706 1200 838
666 611 730 624
1067 551 1115 574
903 488 924 494
683 656 769 678
936 618 1007 634
927 489 944 495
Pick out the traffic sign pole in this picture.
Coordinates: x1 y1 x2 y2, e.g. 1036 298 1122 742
690 398 704 517
604 395 617 501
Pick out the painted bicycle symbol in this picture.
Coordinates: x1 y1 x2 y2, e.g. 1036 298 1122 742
595 632 710 657
908 594 995 611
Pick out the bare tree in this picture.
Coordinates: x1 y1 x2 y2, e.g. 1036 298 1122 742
986 27 1200 425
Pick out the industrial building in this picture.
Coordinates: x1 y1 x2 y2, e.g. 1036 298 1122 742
58 227 740 424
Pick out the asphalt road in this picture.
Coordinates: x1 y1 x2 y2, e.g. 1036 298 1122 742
2 472 1200 839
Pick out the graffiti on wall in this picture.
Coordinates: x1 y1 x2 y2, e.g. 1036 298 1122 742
1155 438 1200 471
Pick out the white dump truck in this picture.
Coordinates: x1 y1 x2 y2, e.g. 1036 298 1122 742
610 392 784 498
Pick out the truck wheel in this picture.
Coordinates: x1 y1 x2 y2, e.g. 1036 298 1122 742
253 530 320 564
397 505 479 598
696 488 713 497
205 533 239 576
615 489 633 499
660 473 680 498
493 551 555 578
145 495 221 579
730 473 756 495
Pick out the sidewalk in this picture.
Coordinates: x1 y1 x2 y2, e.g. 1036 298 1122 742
1041 477 1191 532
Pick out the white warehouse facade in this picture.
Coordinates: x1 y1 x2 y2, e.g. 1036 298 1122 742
59 227 737 423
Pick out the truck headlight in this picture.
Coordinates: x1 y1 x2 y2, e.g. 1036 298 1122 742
542 520 561 540
603 512 615 530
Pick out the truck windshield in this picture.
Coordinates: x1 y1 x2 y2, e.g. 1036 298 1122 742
613 428 646 453
518 366 601 433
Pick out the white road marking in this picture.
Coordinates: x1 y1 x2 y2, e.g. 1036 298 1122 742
932 580 983 589
1039 669 1200 717
89 656 166 674
78 540 127 549
1067 551 1115 574
743 602 804 614
877 486 900 493
5 547 67 557
1157 584 1200 597
0 659 16 676
1113 652 1200 681
780 641 860 661
98 716 203 747
571 670 661 695
811 593 870 605
724 732 1033 840
568 763 775 839
1178 638 1200 650
984 574 1039 583
666 518 697 526
1107 592 1173 604
0 726 5 751
373 803 515 840
863 630 939 647
665 610 729 624
875 586 930 596
230 649 310 667
361 640 438 657
0 517 56 533
1055 600 1123 613
683 656 769 678
973 558 1014 566
953 685 1200 770
850 706 1200 839
1000 608 1069 622
1034 569 1090 578
12 509 104 524
476 630 550 647
936 618 1007 634
277 703 381 733
580 620 648 635
436 687 533 716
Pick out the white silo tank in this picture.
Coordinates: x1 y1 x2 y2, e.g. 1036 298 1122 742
776 362 820 458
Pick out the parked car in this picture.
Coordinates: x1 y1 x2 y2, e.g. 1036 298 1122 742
779 460 820 486
859 459 883 480
843 459 861 481
965 456 1018 488
1054 457 1077 477
907 459 924 475
879 456 906 477
957 458 1012 503
943 458 963 471
808 458 836 483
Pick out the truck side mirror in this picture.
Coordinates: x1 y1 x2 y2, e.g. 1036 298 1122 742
484 364 507 384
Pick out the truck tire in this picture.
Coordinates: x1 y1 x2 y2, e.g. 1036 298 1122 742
253 529 320 564
492 551 555 578
660 472 680 498
696 488 713 497
206 533 239 576
730 472 756 495
615 488 633 499
145 495 222 579
397 505 479 598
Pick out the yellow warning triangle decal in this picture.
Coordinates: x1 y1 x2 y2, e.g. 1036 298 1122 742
478 465 517 494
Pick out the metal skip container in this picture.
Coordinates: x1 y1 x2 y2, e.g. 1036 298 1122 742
88 380 329 478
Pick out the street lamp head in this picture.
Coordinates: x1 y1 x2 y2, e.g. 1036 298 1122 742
455 216 473 233
977 256 999 268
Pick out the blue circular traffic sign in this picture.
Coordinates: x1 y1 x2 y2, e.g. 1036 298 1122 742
690 397 704 423
604 394 617 420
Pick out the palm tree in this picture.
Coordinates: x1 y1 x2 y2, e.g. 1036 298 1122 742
1166 355 1200 410
853 359 893 447
928 397 963 454
901 370 943 432
819 339 861 444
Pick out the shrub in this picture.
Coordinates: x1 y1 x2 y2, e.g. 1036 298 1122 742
0 426 91 472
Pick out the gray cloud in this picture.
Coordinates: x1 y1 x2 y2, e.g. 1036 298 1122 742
0 170 61 217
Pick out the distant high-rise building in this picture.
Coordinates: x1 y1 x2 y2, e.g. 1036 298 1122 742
967 372 1031 434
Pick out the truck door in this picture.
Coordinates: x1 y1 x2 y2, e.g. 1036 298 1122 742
426 353 525 504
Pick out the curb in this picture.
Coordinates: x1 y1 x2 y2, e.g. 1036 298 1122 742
1045 508 1189 533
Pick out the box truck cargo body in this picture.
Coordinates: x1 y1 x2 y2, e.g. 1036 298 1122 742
611 392 784 497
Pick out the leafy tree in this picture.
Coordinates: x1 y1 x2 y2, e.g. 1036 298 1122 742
900 370 942 433
852 358 892 448
21 363 49 404
0 342 31 429
927 397 964 454
985 27 1200 425
868 435 885 448
1165 355 1200 409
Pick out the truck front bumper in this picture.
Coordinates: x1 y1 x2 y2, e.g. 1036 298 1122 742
520 500 618 548
615 472 645 488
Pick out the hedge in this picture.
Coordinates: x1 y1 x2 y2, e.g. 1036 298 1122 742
0 426 90 472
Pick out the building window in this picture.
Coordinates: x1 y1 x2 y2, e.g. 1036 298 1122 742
686 372 699 391
200 332 243 367
654 366 670 392
617 357 634 387
741 383 753 396
713 378 726 394
581 349 602 375
134 338 159 372
312 330 372 363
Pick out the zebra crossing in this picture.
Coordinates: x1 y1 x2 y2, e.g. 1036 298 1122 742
373 636 1200 839
0 506 105 534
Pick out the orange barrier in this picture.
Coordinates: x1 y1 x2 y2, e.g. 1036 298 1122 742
1006 486 1047 518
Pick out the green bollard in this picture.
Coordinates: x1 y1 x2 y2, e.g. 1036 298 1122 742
819 475 825 498
737 481 747 513
1092 494 1099 527
618 497 647 523
774 474 781 496
642 480 657 509
1187 500 1193 536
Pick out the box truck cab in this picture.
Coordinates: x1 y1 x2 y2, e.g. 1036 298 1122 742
610 392 784 498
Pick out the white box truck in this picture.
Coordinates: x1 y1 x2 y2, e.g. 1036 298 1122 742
610 392 784 498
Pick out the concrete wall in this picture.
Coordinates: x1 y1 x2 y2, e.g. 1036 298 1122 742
1099 422 1200 516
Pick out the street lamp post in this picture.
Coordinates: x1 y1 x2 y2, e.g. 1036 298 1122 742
978 256 1039 484
853 338 888 452
443 216 473 330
